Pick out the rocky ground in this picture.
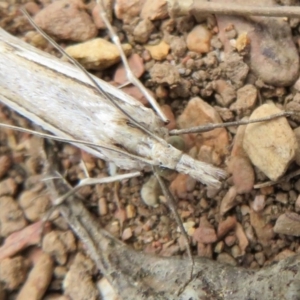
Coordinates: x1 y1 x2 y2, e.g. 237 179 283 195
1 0 300 299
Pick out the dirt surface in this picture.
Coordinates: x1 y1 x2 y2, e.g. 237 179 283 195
1 0 300 299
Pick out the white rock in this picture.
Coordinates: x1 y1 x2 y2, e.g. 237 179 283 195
243 103 297 181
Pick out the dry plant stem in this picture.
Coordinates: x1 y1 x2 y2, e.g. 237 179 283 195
45 157 300 300
169 111 293 135
167 0 300 18
96 0 169 123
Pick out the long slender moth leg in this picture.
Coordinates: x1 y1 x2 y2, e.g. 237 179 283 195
96 0 169 124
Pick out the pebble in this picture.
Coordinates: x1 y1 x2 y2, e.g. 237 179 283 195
24 2 40 15
214 241 224 253
169 36 187 57
97 278 118 300
122 227 133 241
193 218 217 244
65 38 132 70
0 196 27 237
114 0 144 23
98 197 108 216
215 1 299 86
177 97 229 165
0 178 17 197
133 19 155 43
186 25 212 54
149 62 181 86
0 155 11 179
243 103 297 181
145 40 170 60
230 84 257 111
92 0 113 29
114 53 145 84
217 252 237 266
197 242 212 258
160 105 176 130
140 175 160 207
255 251 266 266
121 84 154 106
141 0 168 20
231 244 242 258
274 212 300 236
235 222 249 254
170 174 196 199
126 204 136 219
293 127 300 166
228 120 255 193
214 79 236 107
252 195 266 212
34 0 98 42
224 235 236 247
217 216 237 238
219 186 238 216
275 192 288 205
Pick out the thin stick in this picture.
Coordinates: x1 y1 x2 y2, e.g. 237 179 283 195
169 111 293 135
167 0 300 18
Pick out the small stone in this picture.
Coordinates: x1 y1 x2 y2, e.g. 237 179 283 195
122 227 133 240
34 0 98 42
273 249 296 262
293 127 300 166
120 85 154 106
92 0 113 29
114 0 144 23
231 245 242 258
170 36 187 57
217 252 237 266
133 19 155 43
181 221 195 237
0 178 17 197
243 103 297 181
170 174 196 199
217 216 237 238
65 38 132 70
141 175 160 207
0 155 11 179
160 105 176 130
97 278 118 300
150 62 181 86
224 235 236 247
214 241 224 253
197 242 212 258
214 79 236 107
114 53 145 84
235 222 249 254
252 195 265 212
186 25 212 54
275 192 288 204
230 84 257 111
255 252 266 266
219 186 238 216
193 225 217 244
98 197 108 216
274 212 300 236
126 204 136 219
24 2 41 15
145 40 170 60
141 0 168 20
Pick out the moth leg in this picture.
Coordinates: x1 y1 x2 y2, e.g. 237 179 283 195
153 167 194 296
169 111 294 135
96 0 169 124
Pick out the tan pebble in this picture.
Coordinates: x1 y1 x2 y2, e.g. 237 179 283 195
155 85 168 99
260 185 274 195
122 227 133 241
114 0 144 23
160 105 176 130
293 126 300 166
34 0 98 42
16 252 53 300
230 84 257 111
235 222 248 254
53 266 67 279
224 235 236 247
98 197 108 216
197 242 212 258
97 277 119 300
275 192 288 204
141 0 168 20
243 103 297 181
0 196 27 237
254 251 265 266
231 245 242 258
180 221 195 237
240 204 250 216
217 252 237 266
141 175 160 207
217 216 237 238
186 25 212 54
126 204 136 219
177 97 229 163
244 223 256 243
24 31 49 48
273 249 296 262
235 32 250 52
19 190 51 222
274 212 300 236
0 155 11 178
251 194 265 212
193 226 217 244
145 40 170 60
114 209 127 223
0 256 29 290
150 62 181 86
65 38 132 70
114 53 145 84
214 79 236 107
24 2 41 15
219 186 238 216
214 241 224 253
133 19 155 43
0 178 17 197
170 174 196 199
